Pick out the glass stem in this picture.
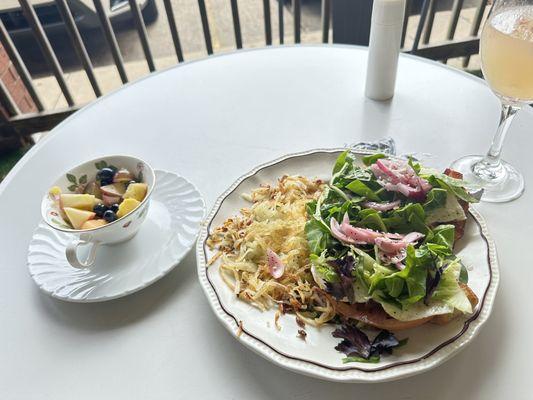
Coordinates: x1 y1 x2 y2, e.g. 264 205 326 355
473 102 519 181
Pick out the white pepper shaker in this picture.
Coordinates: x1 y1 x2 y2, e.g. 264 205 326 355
365 0 406 101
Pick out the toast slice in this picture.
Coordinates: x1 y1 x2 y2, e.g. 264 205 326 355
328 283 478 331
326 168 478 331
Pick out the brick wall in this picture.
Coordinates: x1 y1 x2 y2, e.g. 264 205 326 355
0 41 37 120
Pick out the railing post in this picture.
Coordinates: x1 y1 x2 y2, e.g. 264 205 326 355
93 0 129 83
19 0 75 106
230 0 243 49
331 0 373 45
278 0 284 44
0 20 43 111
163 0 184 62
198 0 213 55
321 0 331 43
55 0 102 97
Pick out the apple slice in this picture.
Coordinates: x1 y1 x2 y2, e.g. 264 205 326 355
60 194 96 211
113 168 134 183
123 183 148 202
84 180 102 198
100 183 126 197
81 219 107 230
102 194 121 207
64 207 96 230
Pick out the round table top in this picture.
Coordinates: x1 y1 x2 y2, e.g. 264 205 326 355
1 45 531 399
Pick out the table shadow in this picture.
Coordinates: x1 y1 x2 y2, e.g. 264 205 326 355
230 290 507 400
32 250 197 332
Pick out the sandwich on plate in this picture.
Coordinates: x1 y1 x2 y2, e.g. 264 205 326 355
208 151 480 363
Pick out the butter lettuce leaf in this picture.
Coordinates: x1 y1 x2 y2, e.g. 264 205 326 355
432 260 472 314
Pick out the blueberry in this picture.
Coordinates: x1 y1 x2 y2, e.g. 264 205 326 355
93 203 107 217
110 203 119 213
103 210 117 222
108 165 118 173
96 167 115 185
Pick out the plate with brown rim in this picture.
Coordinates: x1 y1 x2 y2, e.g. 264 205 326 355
196 148 499 382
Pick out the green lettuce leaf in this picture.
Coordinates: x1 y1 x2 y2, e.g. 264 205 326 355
333 151 350 174
432 260 472 314
362 153 387 166
408 156 422 174
356 209 388 231
343 355 380 364
310 253 339 283
423 188 448 212
426 174 479 203
305 219 332 255
382 203 429 234
430 224 455 249
345 180 381 201
368 245 427 307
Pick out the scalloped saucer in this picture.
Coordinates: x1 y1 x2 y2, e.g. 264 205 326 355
28 170 205 302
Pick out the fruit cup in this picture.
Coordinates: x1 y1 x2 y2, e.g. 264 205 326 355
41 155 155 268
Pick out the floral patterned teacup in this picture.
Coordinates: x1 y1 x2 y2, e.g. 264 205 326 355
41 155 155 268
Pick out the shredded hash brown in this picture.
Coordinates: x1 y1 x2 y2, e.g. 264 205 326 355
207 175 336 326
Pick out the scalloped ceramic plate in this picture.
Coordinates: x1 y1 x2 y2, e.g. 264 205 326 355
196 148 499 383
28 170 205 302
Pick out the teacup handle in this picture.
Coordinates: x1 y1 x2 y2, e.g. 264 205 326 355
66 238 100 268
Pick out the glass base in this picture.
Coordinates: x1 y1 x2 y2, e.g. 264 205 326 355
450 155 525 203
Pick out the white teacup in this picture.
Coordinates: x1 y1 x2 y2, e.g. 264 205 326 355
41 155 155 268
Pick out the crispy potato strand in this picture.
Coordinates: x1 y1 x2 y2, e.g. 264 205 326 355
207 175 335 326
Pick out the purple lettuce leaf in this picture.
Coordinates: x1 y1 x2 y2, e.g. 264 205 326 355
371 330 400 356
325 255 356 303
333 323 404 362
332 323 372 359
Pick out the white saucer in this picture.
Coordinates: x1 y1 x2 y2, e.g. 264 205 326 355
28 170 205 302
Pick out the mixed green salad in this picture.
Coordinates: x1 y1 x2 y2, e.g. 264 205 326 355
305 152 479 363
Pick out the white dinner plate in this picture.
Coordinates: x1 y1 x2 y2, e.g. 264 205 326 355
196 148 499 383
28 170 205 302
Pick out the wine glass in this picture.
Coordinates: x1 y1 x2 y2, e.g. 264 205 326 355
451 0 533 202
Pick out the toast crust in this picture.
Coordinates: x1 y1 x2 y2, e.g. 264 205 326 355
328 283 478 331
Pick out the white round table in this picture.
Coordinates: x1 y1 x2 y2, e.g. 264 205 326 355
1 45 531 399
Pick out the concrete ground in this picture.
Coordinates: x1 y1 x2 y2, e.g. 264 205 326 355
24 0 488 111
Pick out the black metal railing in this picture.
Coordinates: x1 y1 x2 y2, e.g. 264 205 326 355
0 0 490 137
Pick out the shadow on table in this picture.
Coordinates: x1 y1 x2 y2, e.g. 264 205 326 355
231 291 508 400
32 250 196 332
